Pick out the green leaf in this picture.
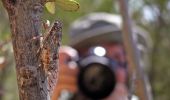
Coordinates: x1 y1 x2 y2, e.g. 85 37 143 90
56 0 80 11
45 2 56 14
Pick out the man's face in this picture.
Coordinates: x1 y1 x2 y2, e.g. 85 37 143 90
103 43 126 64
102 43 127 83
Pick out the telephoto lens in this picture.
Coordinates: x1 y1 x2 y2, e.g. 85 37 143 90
77 56 116 99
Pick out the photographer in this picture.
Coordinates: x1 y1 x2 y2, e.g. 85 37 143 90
52 12 152 100
68 13 128 100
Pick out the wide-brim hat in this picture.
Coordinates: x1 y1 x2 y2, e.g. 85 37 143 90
68 12 152 51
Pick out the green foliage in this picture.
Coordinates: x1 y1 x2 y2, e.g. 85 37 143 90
0 43 18 100
45 0 80 14
130 0 170 99
0 2 10 40
45 2 56 14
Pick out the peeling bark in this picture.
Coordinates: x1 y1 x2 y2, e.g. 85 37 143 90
1 0 61 100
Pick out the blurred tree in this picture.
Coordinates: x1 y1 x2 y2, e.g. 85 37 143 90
130 0 170 100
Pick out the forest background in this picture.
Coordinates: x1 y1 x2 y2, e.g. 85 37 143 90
0 0 170 100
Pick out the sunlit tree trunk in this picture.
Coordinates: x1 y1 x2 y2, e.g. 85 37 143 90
1 0 61 100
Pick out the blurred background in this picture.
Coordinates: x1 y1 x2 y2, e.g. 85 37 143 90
0 0 170 100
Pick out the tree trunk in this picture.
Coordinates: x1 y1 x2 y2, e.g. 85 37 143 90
1 0 61 100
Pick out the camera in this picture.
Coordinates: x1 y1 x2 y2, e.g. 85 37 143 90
75 46 119 99
54 46 125 100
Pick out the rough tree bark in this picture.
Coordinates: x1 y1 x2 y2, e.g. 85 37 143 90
1 0 62 100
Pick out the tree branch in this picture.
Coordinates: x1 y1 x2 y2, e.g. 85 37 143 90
41 20 62 96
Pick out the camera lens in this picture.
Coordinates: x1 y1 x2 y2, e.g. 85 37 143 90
78 63 116 99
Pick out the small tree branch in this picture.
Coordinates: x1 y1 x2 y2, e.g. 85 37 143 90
40 20 62 96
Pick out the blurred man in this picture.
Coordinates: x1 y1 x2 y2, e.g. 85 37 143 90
52 12 152 100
